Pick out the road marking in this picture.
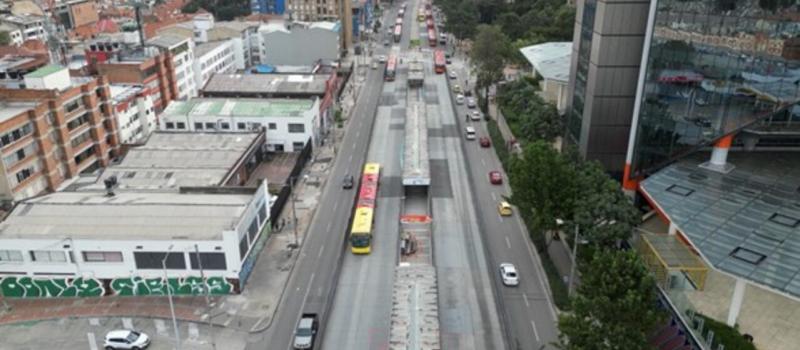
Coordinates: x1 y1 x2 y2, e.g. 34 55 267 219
87 332 98 350
531 320 541 342
326 220 332 232
333 201 339 211
481 158 486 166
498 214 504 223
505 236 511 249
515 217 558 321
88 318 100 326
356 130 361 138
491 192 497 201
188 323 200 341
122 317 133 329
523 293 530 307
154 319 168 337
318 245 325 258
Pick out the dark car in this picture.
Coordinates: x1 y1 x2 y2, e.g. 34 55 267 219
342 174 354 189
489 171 503 185
479 137 491 148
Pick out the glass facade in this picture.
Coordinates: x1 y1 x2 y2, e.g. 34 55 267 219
631 0 800 176
567 0 598 144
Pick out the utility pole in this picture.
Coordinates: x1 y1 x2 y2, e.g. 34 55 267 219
161 245 181 350
568 225 579 298
195 244 216 350
290 177 299 247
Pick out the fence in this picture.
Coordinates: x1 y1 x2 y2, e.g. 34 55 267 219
269 141 314 229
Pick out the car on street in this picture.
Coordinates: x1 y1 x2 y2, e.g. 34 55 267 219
455 94 464 105
104 330 151 350
479 137 491 148
498 201 513 216
470 110 481 121
453 84 462 93
378 55 387 63
449 71 457 79
383 39 390 47
293 313 318 349
467 97 476 108
446 57 452 64
465 126 476 140
499 263 519 286
371 61 378 70
489 170 502 184
342 174 354 189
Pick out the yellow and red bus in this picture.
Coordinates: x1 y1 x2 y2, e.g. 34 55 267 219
385 55 397 81
350 163 381 254
434 50 446 74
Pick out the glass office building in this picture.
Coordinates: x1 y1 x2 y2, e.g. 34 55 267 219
629 0 800 177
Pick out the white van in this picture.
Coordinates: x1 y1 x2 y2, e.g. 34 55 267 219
465 126 476 140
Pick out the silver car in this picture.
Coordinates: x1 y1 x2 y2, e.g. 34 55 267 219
499 263 519 286
104 330 150 350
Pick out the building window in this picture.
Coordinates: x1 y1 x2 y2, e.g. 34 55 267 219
176 122 186 129
82 251 123 263
3 142 37 168
0 123 33 147
165 122 175 129
133 251 186 269
195 122 204 130
268 122 277 130
293 141 305 150
15 166 34 183
64 99 82 113
30 250 67 263
66 113 91 131
0 250 23 262
221 122 230 130
73 145 96 165
205 122 215 129
70 130 92 148
288 123 305 133
237 122 246 130
189 252 227 270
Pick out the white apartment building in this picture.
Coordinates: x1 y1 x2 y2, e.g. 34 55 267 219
109 84 156 144
193 40 236 90
160 98 320 152
0 23 23 46
0 14 46 43
257 20 341 66
148 34 197 99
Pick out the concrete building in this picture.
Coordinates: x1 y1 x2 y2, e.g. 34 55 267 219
0 64 117 202
519 42 572 114
109 84 156 144
0 53 49 88
160 98 320 152
0 14 46 43
0 23 24 46
148 34 197 100
565 0 800 349
0 132 271 297
157 15 261 69
257 20 341 66
194 40 236 89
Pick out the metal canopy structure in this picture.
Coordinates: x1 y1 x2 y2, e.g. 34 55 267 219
638 233 709 291
402 100 430 186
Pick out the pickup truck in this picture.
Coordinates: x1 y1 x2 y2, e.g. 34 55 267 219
293 313 318 349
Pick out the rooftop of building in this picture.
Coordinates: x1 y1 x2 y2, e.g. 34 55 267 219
163 98 316 118
0 13 43 25
67 131 262 192
0 100 38 123
195 40 229 58
24 64 64 78
0 55 42 72
519 42 572 83
202 73 328 96
147 33 189 48
641 151 800 300
0 190 252 240
108 84 144 103
258 20 341 34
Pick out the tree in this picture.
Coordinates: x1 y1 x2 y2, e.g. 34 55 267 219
569 161 640 253
509 141 577 248
0 31 10 46
496 12 524 41
443 1 479 40
470 24 510 105
558 250 664 350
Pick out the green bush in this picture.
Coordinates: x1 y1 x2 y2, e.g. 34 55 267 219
697 314 757 350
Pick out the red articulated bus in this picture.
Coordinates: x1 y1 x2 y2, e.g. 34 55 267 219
427 28 437 47
396 17 403 26
426 18 434 30
385 55 397 81
434 50 446 74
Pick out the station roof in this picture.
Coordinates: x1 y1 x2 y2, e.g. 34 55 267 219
0 191 251 240
519 42 571 83
202 73 328 96
641 151 800 299
402 102 429 186
164 98 315 118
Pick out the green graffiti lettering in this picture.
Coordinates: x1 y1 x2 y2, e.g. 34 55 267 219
110 278 136 296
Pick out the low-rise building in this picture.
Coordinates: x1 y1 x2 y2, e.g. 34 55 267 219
519 42 571 114
194 40 236 89
158 16 260 70
0 14 46 43
109 84 156 144
160 98 320 152
0 131 271 297
0 23 24 46
258 20 341 66
0 53 49 88
148 34 198 100
0 64 118 202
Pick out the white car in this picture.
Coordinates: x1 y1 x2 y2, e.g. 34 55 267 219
455 94 464 105
470 110 481 121
104 330 150 350
499 263 519 286
378 55 387 63
449 71 457 79
467 97 476 108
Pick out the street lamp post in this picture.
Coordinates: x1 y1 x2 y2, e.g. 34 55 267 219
161 245 181 350
568 225 579 298
288 177 299 248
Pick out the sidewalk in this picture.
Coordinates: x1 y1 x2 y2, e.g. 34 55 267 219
0 68 365 332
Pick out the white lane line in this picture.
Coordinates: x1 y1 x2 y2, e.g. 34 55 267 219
491 192 497 201
348 154 353 163
531 320 541 342
481 158 486 166
505 236 511 249
122 317 133 329
498 214 504 223
522 293 530 307
318 245 325 258
87 332 98 350
333 201 339 211
326 220 332 233
356 130 361 138
515 217 558 321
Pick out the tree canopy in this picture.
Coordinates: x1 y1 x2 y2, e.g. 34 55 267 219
497 79 564 143
470 25 510 96
558 250 664 350
0 31 10 46
182 0 250 21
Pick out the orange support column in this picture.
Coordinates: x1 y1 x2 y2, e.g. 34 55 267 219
701 134 735 173
622 163 640 195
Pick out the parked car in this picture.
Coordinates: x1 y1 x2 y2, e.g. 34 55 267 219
479 137 491 148
453 84 462 93
467 97 476 108
470 110 481 121
104 330 150 350
293 313 318 349
489 170 503 185
455 94 464 105
342 174 354 189
499 263 519 286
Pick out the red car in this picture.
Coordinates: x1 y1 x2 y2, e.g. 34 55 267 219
489 171 503 184
479 137 491 148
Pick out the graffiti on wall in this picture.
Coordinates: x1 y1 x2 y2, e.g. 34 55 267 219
0 276 233 298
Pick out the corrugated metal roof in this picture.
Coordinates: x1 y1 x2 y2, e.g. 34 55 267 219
519 42 572 83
